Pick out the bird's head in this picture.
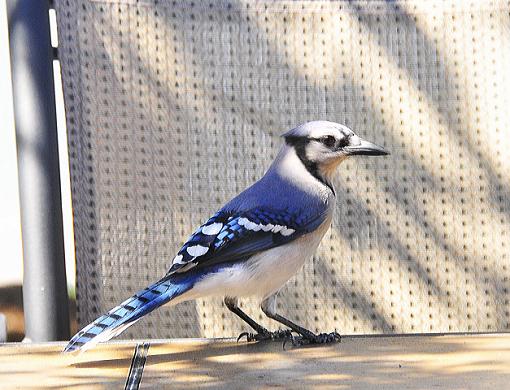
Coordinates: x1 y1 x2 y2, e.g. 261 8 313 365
283 120 389 185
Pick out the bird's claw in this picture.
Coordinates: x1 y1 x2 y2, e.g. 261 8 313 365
237 332 251 342
282 333 297 349
284 331 342 348
237 329 293 343
266 329 293 340
313 331 342 344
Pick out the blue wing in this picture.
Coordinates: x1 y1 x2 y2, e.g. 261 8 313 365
167 206 328 275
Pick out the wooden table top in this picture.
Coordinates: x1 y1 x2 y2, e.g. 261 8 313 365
1 333 510 389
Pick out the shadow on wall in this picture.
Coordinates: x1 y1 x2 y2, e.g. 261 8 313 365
55 0 510 338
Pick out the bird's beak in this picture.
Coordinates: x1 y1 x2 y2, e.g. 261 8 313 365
343 139 390 156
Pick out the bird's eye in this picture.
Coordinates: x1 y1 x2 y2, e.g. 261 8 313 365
321 135 336 148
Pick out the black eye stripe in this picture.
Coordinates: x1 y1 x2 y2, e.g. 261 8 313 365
286 134 351 150
337 137 350 148
314 135 351 148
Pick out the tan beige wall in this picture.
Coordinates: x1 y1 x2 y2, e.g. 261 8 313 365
56 0 510 338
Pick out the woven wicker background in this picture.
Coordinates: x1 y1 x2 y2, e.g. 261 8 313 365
55 0 510 338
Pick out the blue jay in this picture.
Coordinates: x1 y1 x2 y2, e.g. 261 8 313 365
64 121 389 352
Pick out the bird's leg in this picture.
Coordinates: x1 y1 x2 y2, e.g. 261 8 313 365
261 294 341 346
224 297 267 334
224 297 293 342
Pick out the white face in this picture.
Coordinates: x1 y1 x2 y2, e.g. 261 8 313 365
283 120 388 179
302 124 360 165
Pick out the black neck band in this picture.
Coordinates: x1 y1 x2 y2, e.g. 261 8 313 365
284 136 335 195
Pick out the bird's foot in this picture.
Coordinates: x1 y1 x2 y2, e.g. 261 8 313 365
283 331 341 348
237 329 293 342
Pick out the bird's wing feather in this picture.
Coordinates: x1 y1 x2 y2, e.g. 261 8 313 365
166 206 328 275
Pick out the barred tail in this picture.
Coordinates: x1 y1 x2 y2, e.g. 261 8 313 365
63 276 193 353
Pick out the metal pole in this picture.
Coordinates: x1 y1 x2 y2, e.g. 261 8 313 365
7 0 69 341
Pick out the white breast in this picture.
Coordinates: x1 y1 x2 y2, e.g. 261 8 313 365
178 212 333 302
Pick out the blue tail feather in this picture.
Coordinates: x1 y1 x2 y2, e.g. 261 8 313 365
63 275 194 352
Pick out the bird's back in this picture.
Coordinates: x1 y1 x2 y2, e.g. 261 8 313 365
221 144 334 219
